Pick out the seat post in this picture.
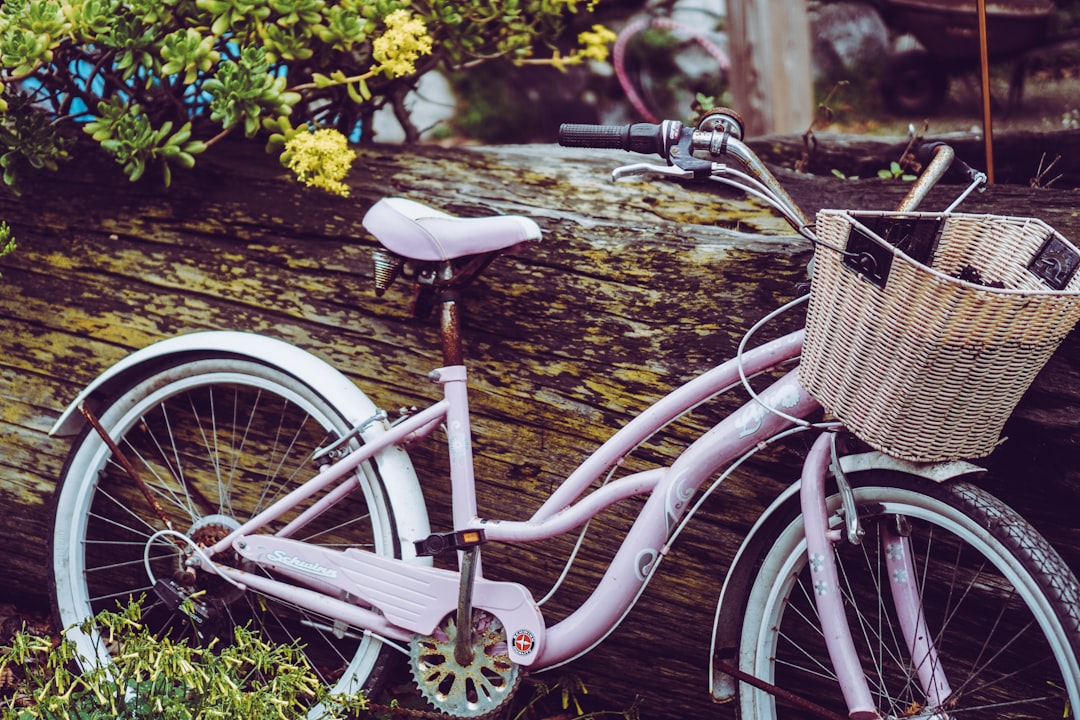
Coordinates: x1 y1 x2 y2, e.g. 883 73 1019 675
439 291 465 367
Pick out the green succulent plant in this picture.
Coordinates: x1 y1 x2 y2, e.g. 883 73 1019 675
0 0 608 194
0 600 370 719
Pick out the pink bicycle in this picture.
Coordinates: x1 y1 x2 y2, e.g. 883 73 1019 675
49 109 1080 719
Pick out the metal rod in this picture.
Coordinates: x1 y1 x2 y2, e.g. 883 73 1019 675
454 547 479 666
440 294 464 367
976 0 995 183
897 144 954 212
712 658 849 720
80 401 174 532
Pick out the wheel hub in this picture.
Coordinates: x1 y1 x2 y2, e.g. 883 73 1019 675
148 514 247 632
189 513 239 547
410 610 519 717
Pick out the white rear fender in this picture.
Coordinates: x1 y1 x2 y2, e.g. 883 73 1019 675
50 330 431 553
51 331 383 436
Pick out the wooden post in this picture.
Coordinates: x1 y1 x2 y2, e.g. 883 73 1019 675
976 0 996 183
726 0 814 137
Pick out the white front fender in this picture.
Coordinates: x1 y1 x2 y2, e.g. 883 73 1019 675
50 330 431 552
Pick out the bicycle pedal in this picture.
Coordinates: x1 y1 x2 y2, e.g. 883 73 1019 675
152 578 211 627
414 529 487 557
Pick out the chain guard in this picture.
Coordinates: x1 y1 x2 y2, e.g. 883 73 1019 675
409 610 520 717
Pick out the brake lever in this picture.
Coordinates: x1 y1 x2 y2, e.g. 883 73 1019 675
612 163 695 181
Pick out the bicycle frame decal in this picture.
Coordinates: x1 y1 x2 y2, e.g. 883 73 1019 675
265 549 339 579
635 549 658 581
511 629 536 657
738 379 803 438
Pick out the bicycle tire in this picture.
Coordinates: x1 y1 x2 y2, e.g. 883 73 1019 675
880 49 949 117
50 356 411 714
736 471 1080 720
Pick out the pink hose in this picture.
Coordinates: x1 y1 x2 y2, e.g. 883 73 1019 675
613 16 732 123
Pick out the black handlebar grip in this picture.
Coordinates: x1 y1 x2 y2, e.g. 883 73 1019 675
949 155 984 183
920 141 984 183
558 123 665 155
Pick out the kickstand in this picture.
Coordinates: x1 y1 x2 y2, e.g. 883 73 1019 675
454 546 480 666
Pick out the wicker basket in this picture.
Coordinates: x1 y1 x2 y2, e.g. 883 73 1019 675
802 210 1080 461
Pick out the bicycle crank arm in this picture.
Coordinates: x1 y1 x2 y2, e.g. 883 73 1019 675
232 535 546 666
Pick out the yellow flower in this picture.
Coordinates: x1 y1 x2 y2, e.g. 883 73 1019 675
577 24 616 63
372 10 434 78
514 23 615 69
283 128 356 197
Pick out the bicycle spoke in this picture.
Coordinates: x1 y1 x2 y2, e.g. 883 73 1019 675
53 359 413 711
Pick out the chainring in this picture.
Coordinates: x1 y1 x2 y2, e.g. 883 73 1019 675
409 610 520 718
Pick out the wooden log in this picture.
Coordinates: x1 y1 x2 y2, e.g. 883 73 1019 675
750 127 1080 188
1 140 1078 718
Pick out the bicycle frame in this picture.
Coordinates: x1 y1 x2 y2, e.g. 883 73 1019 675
198 326 821 671
180 308 963 717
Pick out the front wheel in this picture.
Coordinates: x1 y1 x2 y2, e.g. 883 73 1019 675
738 472 1080 719
50 356 418 714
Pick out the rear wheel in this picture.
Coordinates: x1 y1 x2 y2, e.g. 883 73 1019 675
881 49 949 116
51 357 413 714
738 472 1080 719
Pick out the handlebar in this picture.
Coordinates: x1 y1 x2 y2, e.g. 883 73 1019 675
560 111 811 232
557 109 987 238
919 141 987 186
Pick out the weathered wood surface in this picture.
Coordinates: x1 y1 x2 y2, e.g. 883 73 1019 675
1 137 1079 718
754 127 1080 188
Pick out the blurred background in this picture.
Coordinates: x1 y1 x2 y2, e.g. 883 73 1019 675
374 0 1080 145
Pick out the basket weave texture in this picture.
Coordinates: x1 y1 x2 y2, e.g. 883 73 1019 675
802 210 1080 461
